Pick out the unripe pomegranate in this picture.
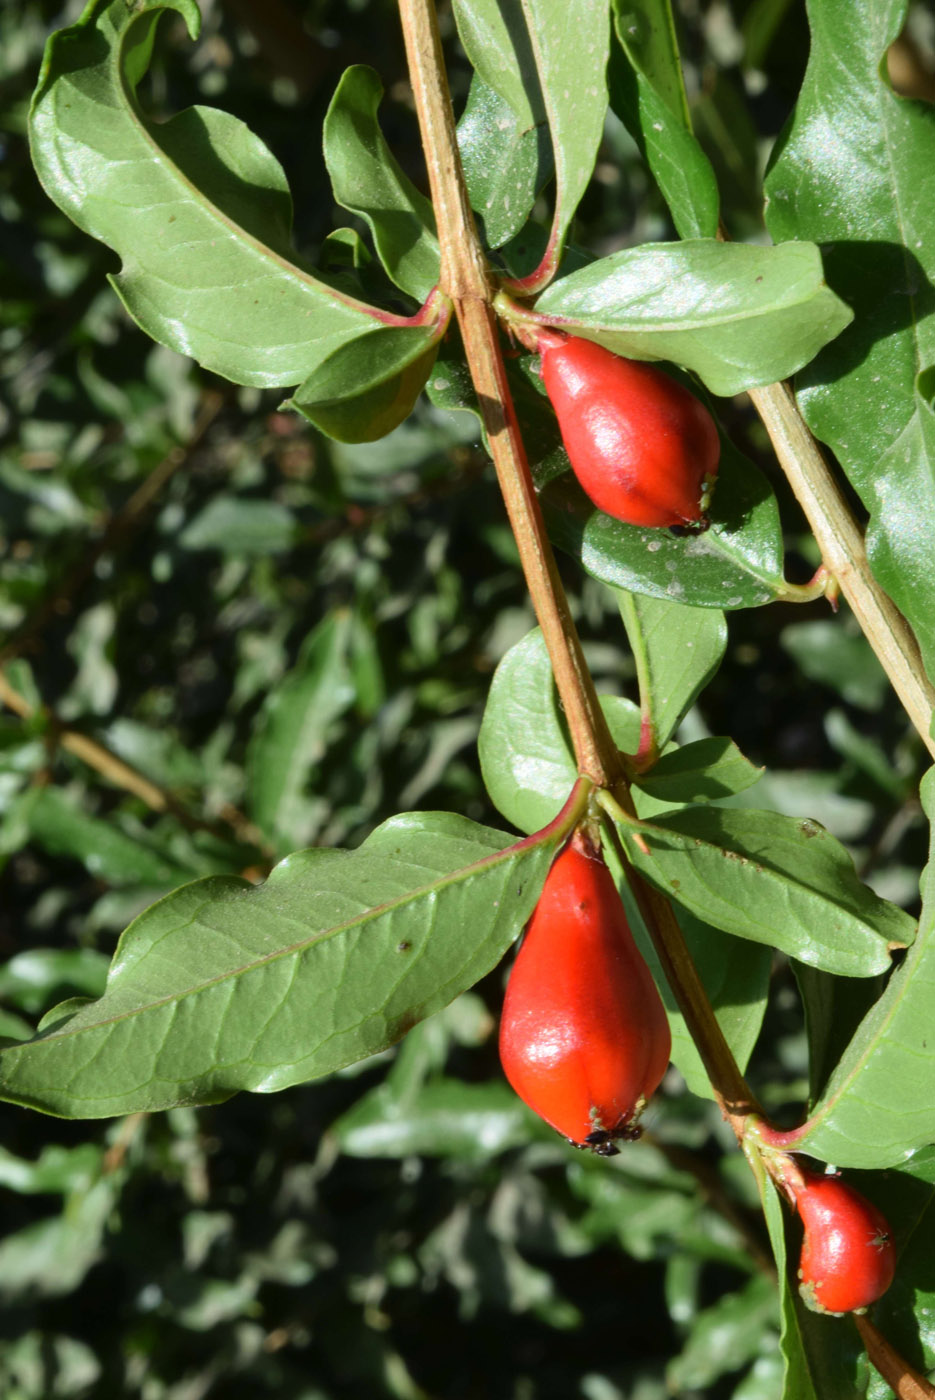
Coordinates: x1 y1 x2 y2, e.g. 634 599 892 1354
499 835 671 1154
793 1169 896 1314
537 331 720 529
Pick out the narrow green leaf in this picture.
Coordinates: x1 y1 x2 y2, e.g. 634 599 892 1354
624 806 913 976
618 591 727 749
27 788 189 888
747 1156 822 1400
788 769 935 1168
323 66 440 301
764 0 935 678
0 810 577 1117
533 240 853 396
609 0 720 238
457 76 551 249
666 1275 778 1392
333 1079 533 1160
452 0 608 263
29 0 415 390
247 613 357 853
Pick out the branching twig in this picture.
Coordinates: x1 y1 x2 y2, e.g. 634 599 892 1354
855 1315 935 1400
747 382 935 760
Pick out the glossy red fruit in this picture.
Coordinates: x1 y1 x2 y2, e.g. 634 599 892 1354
499 836 671 1154
538 331 720 528
794 1170 896 1314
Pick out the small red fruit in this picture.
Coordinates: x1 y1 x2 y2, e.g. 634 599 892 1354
538 331 720 529
793 1169 896 1314
499 835 671 1154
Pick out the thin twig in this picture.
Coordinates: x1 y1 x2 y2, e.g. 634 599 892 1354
599 808 763 1141
855 1315 935 1400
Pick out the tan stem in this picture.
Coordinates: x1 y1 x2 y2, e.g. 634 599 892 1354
600 803 762 1141
854 1315 935 1400
398 0 623 788
748 382 935 758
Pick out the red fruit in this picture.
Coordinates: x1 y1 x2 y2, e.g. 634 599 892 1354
499 836 671 1154
538 331 720 529
794 1170 896 1314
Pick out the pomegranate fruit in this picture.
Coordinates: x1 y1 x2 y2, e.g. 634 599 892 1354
794 1169 895 1314
538 330 720 529
499 835 671 1154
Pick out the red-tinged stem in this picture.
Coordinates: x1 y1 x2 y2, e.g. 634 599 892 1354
396 0 765 1145
500 226 562 298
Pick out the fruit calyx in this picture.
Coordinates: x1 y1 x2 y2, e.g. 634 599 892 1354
791 1166 896 1315
536 329 720 531
498 831 671 1154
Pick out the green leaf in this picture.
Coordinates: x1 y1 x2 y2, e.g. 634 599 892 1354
764 0 935 679
0 1142 103 1196
478 628 640 834
634 738 764 805
747 1155 832 1400
333 1079 533 1160
787 768 935 1167
27 787 190 888
0 810 577 1117
622 806 914 976
29 0 421 389
247 612 357 854
617 591 727 750
868 1156 935 1396
626 899 772 1101
533 240 853 396
287 324 444 444
452 0 608 266
179 497 299 555
543 433 789 609
609 0 720 238
666 1275 778 1392
793 963 887 1108
0 1178 118 1301
457 77 551 249
323 66 440 301
781 617 889 712
0 949 110 1017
